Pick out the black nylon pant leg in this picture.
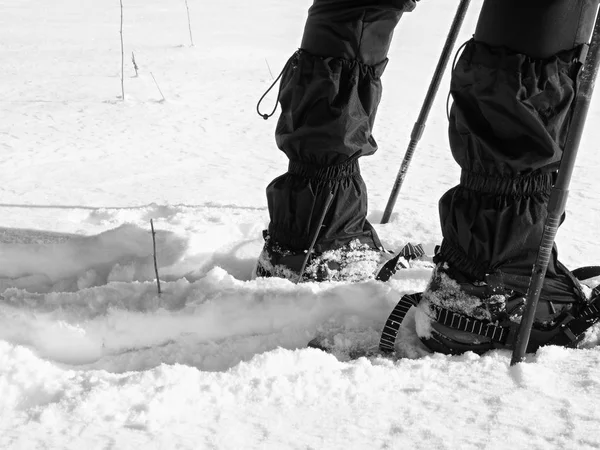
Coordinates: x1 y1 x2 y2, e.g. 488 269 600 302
438 0 599 311
266 0 416 253
475 0 597 59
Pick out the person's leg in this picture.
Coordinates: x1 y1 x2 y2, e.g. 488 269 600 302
419 0 600 353
257 0 417 281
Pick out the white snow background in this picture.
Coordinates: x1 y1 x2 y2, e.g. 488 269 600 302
2 0 600 448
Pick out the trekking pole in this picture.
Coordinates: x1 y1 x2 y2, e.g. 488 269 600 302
380 0 471 224
296 189 335 283
510 12 600 366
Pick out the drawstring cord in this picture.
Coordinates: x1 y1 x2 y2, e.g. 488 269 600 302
256 51 298 120
446 40 469 121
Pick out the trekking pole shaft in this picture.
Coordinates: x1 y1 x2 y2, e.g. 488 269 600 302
381 0 471 224
297 190 335 283
510 13 600 365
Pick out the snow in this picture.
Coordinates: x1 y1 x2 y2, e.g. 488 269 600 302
1 0 600 448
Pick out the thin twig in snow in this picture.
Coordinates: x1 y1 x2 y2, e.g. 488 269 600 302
119 0 125 99
265 58 274 80
131 52 139 77
184 0 194 47
150 219 162 296
150 72 166 102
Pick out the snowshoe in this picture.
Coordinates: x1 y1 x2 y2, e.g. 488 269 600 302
378 264 600 356
254 231 428 283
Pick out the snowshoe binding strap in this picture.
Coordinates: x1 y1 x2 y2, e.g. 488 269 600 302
571 265 600 281
379 292 422 353
376 243 425 282
399 243 425 260
376 253 406 282
547 293 600 347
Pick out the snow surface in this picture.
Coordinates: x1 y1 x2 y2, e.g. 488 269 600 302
2 0 600 448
